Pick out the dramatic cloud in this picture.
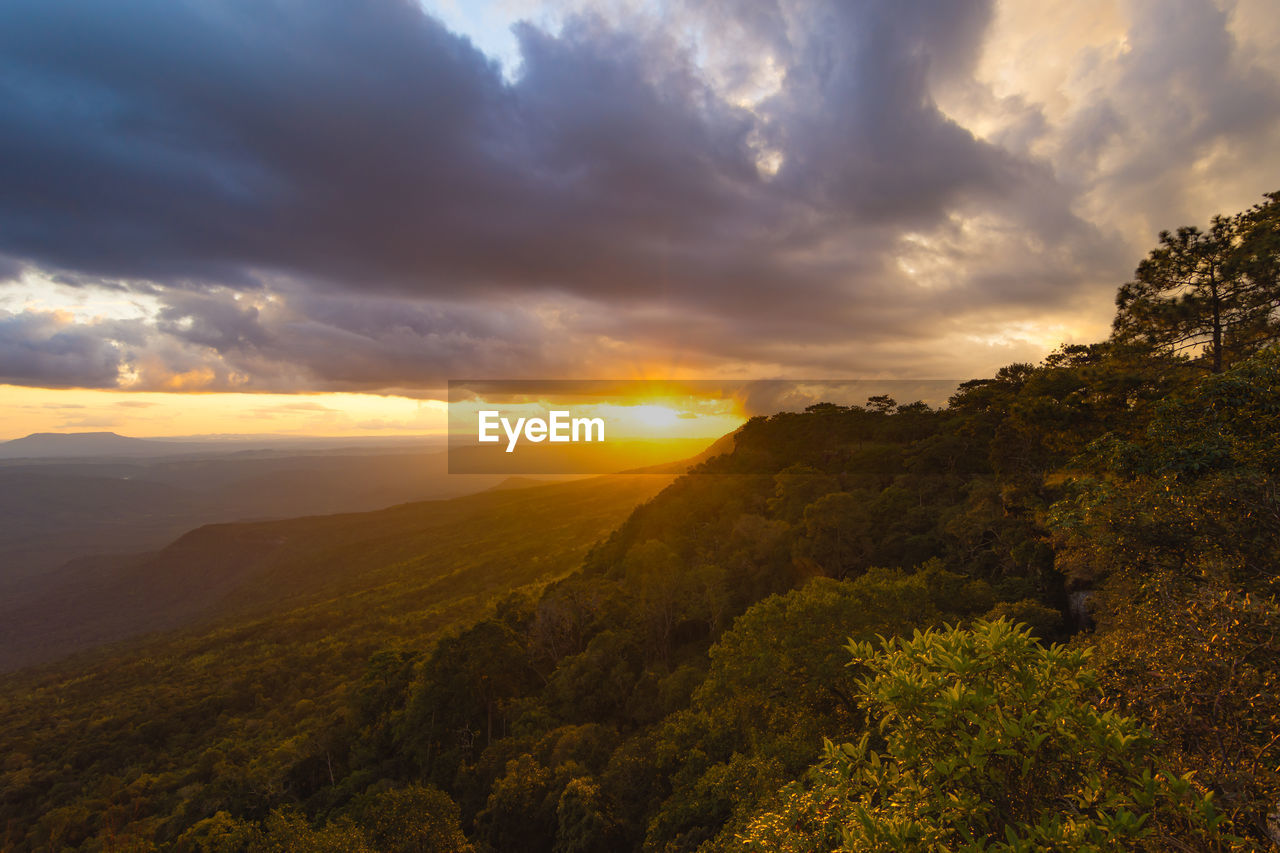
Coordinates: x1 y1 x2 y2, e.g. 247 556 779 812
0 310 136 388
0 0 1277 393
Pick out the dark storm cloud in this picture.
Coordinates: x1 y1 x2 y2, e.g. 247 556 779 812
0 0 510 289
0 0 790 306
0 311 134 388
0 0 1273 392
0 0 1041 296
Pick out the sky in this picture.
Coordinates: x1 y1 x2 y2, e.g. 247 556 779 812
1 0 1279 437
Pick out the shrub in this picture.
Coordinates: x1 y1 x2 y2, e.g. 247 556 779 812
736 620 1234 852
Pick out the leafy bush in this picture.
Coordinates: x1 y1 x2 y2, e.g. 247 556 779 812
737 620 1233 852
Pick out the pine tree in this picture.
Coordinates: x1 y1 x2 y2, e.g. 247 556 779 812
1113 192 1280 372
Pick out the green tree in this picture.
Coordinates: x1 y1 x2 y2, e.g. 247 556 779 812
737 621 1232 852
352 784 470 853
642 567 993 853
554 777 619 853
474 755 562 853
174 811 262 853
253 808 371 852
866 395 898 415
400 616 541 781
767 465 840 523
793 491 875 579
1113 192 1280 372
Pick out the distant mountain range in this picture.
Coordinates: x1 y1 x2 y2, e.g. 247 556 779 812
0 431 203 458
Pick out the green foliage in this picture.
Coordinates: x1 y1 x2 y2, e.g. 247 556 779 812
400 612 542 781
793 491 878 579
0 476 667 851
351 784 471 853
982 598 1062 639
1046 345 1280 843
555 777 620 853
1092 584 1280 841
1051 345 1280 590
737 621 1233 852
544 630 644 724
640 565 994 853
174 810 262 852
475 755 565 853
255 808 370 852
768 465 841 523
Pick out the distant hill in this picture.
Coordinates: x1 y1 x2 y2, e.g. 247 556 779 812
0 431 208 458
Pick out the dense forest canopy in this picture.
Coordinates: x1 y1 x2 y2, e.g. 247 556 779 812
2 192 1280 851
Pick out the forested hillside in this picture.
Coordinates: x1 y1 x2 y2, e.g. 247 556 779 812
2 192 1279 850
0 472 654 672
0 475 672 849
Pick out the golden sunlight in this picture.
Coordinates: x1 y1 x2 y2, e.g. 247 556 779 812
627 404 681 431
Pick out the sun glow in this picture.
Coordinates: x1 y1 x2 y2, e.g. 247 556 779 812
620 404 680 431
